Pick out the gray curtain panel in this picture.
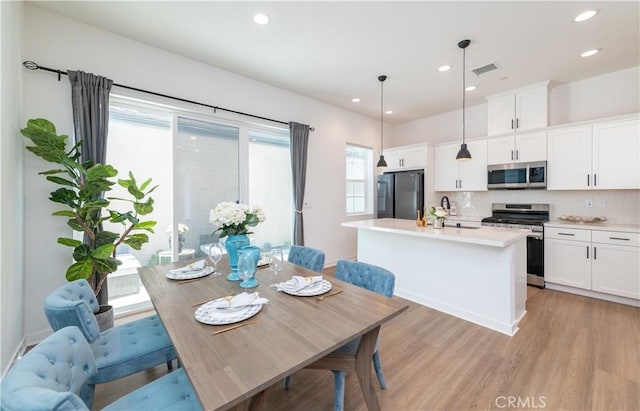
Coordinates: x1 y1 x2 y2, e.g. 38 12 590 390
68 70 114 304
289 122 310 246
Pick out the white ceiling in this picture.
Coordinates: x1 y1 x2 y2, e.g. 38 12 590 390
32 1 639 124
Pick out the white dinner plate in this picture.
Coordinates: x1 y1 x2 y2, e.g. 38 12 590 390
166 266 214 280
194 298 262 325
282 279 332 297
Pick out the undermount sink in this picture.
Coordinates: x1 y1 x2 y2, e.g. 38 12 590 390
447 224 481 229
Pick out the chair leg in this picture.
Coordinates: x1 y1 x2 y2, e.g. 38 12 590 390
79 383 96 409
284 375 291 390
332 370 346 411
373 351 387 389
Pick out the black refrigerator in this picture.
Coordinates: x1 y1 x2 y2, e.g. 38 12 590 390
376 170 424 219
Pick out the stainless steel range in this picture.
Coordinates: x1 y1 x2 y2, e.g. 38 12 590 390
481 203 550 287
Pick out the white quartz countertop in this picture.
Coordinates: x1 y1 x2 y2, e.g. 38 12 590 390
545 220 640 233
342 218 528 247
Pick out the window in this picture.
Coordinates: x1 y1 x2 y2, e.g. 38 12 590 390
106 97 293 316
346 144 373 215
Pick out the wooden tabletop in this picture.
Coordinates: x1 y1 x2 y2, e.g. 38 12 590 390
139 258 408 411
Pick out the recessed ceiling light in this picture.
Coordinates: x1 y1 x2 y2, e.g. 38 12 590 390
385 110 393 115
438 65 452 72
253 13 270 25
465 85 476 91
190 136 197 140
352 98 361 103
574 10 598 22
580 48 600 58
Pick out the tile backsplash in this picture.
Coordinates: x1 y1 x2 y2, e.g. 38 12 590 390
440 189 640 225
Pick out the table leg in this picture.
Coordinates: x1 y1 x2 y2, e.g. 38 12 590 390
355 326 381 411
248 390 266 411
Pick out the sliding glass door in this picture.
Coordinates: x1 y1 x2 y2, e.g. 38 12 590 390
106 98 292 315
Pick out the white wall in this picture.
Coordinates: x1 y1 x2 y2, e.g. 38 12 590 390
391 67 640 224
21 5 381 342
1 1 25 375
392 66 640 147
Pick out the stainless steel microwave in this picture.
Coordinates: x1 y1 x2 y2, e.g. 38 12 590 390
487 161 547 189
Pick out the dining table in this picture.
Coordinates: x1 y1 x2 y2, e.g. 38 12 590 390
138 256 408 411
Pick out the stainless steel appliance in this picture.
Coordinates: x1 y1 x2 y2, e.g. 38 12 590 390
481 203 549 287
487 161 547 190
376 170 424 220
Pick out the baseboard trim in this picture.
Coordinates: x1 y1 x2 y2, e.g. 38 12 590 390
546 283 640 307
2 335 27 379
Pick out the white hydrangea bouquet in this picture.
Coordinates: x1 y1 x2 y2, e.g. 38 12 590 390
209 202 266 238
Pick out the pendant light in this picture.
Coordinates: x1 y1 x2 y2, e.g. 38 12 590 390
376 75 388 168
456 39 472 160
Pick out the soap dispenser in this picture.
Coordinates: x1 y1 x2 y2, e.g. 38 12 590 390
450 201 458 216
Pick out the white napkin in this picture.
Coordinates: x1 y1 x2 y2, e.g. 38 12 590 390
169 259 205 274
274 275 323 292
210 292 268 309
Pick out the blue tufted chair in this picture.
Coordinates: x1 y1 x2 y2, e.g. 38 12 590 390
287 245 325 273
43 279 177 407
0 326 202 411
285 259 395 411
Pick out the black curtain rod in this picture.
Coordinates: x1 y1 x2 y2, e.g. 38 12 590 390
23 60 314 131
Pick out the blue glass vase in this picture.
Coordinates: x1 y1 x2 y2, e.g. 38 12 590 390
225 234 250 281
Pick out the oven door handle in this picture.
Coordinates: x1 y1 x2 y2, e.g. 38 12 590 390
528 232 543 240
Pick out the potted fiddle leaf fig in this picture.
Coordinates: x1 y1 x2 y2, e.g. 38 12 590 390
22 118 157 326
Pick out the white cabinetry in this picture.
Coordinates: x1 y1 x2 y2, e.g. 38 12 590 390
487 131 547 165
547 118 640 190
383 144 427 171
545 227 592 289
487 81 549 136
591 231 640 299
545 226 640 300
434 140 487 191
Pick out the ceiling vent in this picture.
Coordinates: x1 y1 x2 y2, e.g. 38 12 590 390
472 62 500 76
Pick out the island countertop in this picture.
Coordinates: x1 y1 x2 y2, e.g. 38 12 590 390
342 218 528 247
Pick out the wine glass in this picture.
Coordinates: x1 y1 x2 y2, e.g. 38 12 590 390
206 242 223 276
269 248 284 280
237 252 255 292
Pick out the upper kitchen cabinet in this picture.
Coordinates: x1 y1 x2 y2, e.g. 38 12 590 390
487 81 550 136
592 119 640 189
548 118 640 190
383 143 428 171
487 131 547 165
434 140 488 191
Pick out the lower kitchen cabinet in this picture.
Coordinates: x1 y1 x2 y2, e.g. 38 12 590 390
545 237 592 290
545 226 640 300
591 234 640 300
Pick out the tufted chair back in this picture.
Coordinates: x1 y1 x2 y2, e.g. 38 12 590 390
44 279 101 343
1 326 96 411
287 245 325 273
335 259 395 298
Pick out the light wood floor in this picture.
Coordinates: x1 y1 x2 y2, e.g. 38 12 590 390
94 269 640 410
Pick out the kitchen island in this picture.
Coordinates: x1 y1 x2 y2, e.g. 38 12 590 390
342 218 528 336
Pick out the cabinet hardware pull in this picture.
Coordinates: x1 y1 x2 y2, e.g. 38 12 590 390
516 118 520 129
511 150 514 161
511 119 514 130
587 174 590 186
594 246 597 260
586 246 589 259
516 150 519 160
558 233 575 236
609 237 630 241
593 174 597 186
